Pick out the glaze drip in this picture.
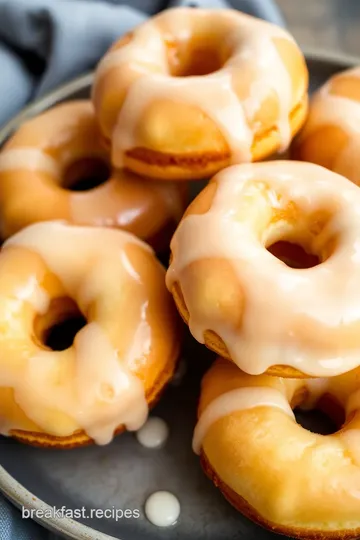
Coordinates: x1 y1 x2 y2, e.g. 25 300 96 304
0 100 185 243
0 148 60 177
0 222 155 444
94 8 296 166
167 161 360 376
192 386 295 454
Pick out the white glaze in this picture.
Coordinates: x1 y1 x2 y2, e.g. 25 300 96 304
0 148 60 177
167 161 360 376
136 416 169 448
0 99 185 241
13 275 50 314
94 22 168 82
112 70 253 166
0 222 154 444
0 147 184 237
94 8 296 166
192 386 295 454
144 491 180 527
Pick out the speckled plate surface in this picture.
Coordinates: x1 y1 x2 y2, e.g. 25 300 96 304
0 51 358 540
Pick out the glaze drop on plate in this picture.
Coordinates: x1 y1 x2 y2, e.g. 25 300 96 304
136 416 169 448
144 491 180 527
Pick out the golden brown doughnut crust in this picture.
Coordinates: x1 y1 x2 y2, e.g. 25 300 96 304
122 96 308 181
8 357 175 448
0 100 187 250
0 225 182 449
195 359 360 538
200 453 360 540
167 160 360 379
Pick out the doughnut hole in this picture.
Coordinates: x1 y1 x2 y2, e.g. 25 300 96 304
165 28 231 77
264 204 337 269
198 360 360 532
291 388 345 436
62 157 110 192
34 297 87 351
199 362 346 439
267 241 320 269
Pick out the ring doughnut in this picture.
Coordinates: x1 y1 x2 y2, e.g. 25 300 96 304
0 100 186 248
193 358 360 539
166 161 360 378
293 66 360 186
92 7 308 180
0 222 181 448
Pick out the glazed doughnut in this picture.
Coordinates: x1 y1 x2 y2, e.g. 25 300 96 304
167 161 360 378
293 66 360 186
0 222 181 448
0 100 186 248
193 358 360 539
92 7 308 180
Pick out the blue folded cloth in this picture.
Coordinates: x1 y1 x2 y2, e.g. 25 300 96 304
0 0 283 538
0 0 284 127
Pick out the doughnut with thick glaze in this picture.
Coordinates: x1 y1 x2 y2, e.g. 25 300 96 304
194 358 360 539
0 222 181 448
293 66 360 186
0 100 186 249
167 161 360 378
92 7 308 180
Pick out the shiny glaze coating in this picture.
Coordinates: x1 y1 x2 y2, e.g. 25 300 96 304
167 161 360 377
195 358 360 539
0 222 181 448
0 100 186 249
93 8 308 180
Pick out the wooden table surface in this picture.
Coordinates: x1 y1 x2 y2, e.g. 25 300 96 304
277 0 360 59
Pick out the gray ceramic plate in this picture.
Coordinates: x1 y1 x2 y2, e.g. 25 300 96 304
0 50 358 540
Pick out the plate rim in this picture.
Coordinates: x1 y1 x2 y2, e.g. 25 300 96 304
0 49 359 540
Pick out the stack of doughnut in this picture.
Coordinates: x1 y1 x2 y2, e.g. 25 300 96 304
168 161 360 539
2 5 360 539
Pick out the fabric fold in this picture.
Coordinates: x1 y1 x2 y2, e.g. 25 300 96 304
0 0 284 125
